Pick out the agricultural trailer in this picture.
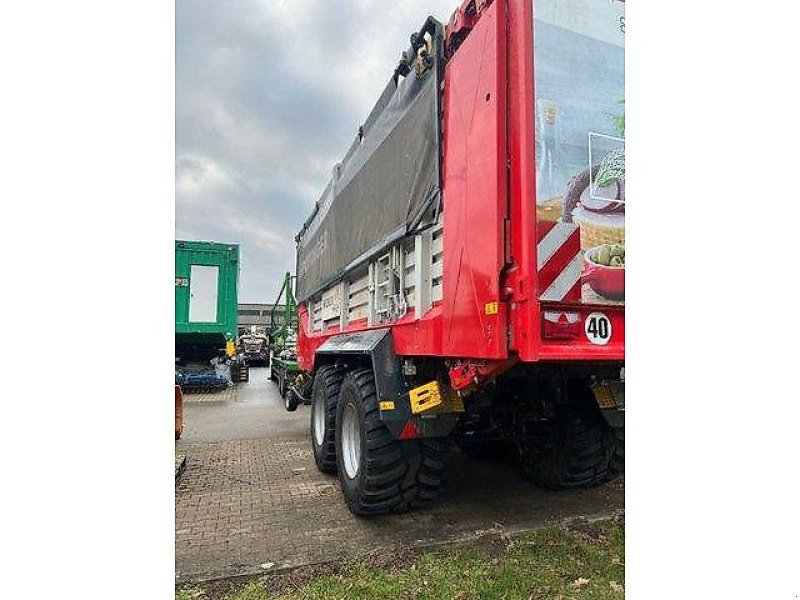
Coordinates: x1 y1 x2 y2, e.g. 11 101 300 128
295 0 626 515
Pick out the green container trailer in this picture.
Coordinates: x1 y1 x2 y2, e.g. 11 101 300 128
175 240 248 382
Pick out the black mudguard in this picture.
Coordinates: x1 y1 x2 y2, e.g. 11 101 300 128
315 329 457 439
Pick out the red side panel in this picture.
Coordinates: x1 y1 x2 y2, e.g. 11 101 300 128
441 0 508 359
505 0 538 360
296 302 447 371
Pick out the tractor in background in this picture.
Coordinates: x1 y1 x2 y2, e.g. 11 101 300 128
267 272 311 411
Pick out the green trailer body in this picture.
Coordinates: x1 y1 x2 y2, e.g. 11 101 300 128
271 356 299 374
175 240 240 357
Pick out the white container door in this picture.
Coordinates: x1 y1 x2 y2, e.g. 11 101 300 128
189 265 219 323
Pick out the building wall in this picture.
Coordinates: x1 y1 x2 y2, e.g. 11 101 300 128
238 303 286 333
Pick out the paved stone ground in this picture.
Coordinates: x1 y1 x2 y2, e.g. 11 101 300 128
175 452 186 481
183 385 238 404
175 367 624 582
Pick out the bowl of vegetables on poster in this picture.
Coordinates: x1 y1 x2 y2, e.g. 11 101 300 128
583 243 625 300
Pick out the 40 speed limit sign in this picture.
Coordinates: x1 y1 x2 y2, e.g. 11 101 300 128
585 312 612 345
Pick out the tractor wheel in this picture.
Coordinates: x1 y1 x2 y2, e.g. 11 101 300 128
284 387 299 412
310 365 346 473
278 370 287 398
517 387 612 489
335 368 448 515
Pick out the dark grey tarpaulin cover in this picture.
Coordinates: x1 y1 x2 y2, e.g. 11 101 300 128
296 31 442 302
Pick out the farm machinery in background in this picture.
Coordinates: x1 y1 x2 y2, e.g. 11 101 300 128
237 325 270 366
175 240 249 392
268 272 311 410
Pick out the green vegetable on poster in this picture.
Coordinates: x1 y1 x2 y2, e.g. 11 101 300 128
596 101 625 188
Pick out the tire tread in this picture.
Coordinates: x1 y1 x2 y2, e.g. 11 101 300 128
337 368 448 515
311 364 345 474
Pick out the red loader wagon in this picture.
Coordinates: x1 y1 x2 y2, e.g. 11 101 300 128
295 0 625 515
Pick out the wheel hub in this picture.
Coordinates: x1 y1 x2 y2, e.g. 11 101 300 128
341 403 361 479
313 391 325 446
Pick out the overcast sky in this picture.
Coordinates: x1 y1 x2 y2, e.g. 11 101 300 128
176 0 456 303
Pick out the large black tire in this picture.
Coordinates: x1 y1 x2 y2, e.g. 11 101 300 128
310 365 345 473
607 424 624 479
335 368 448 516
517 390 612 489
277 370 286 398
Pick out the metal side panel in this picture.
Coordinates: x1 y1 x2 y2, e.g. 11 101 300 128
440 0 508 359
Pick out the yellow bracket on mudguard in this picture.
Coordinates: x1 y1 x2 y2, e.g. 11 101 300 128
409 381 443 414
409 381 465 415
591 383 620 409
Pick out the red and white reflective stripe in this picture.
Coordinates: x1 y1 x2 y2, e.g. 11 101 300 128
537 221 581 302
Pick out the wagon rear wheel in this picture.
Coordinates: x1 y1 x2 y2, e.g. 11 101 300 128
607 424 624 479
517 385 612 489
335 368 448 515
310 365 345 473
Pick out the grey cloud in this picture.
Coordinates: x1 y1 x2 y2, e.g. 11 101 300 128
176 0 456 302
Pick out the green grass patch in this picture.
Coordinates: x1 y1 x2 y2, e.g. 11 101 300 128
177 516 624 600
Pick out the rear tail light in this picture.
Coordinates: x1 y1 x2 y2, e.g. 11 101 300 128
542 311 581 340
